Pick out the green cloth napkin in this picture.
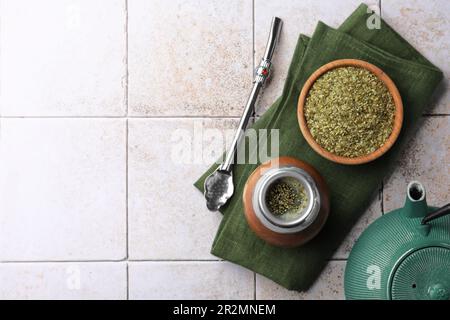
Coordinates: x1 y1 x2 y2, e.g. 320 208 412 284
194 3 443 291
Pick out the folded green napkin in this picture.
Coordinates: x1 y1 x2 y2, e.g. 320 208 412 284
194 3 443 291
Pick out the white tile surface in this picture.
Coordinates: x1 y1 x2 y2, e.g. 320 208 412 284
128 261 254 300
382 0 450 114
384 117 450 212
254 0 378 115
256 261 345 299
128 0 253 116
0 0 448 300
333 194 382 259
0 0 126 116
0 262 127 300
0 119 127 260
128 118 237 259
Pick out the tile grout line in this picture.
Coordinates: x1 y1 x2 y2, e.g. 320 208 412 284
252 0 255 79
422 113 450 117
253 272 256 300
0 115 244 119
125 0 129 118
125 118 129 261
327 258 348 262
0 114 447 119
379 0 382 19
126 262 130 300
0 259 223 264
125 0 130 301
128 259 222 262
250 0 256 122
0 259 129 264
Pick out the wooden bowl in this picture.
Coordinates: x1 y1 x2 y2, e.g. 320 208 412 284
297 59 403 165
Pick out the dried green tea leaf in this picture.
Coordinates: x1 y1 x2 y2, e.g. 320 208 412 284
266 177 307 216
304 66 396 158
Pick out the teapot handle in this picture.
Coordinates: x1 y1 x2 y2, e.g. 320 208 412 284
421 203 450 225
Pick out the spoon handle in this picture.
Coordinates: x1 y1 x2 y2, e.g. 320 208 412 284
220 17 282 173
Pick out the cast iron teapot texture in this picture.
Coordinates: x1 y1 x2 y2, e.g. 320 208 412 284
345 181 450 300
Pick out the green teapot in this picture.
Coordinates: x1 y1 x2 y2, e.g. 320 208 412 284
344 181 450 300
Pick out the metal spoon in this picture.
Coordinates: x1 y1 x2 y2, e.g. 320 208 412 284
204 17 283 211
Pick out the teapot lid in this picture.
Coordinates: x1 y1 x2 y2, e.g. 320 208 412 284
390 247 450 300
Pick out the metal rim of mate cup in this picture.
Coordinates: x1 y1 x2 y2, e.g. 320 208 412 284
252 166 320 234
243 156 330 247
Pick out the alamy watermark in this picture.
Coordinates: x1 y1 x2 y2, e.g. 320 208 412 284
170 121 280 166
66 265 81 290
366 265 381 290
366 5 381 30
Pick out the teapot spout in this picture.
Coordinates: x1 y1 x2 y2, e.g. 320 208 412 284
403 181 428 218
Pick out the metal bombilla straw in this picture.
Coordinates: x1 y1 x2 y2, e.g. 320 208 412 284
204 17 283 211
